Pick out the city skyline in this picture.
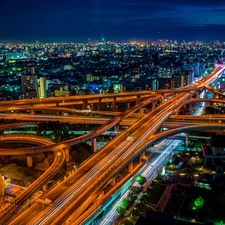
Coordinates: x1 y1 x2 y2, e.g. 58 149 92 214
1 0 225 43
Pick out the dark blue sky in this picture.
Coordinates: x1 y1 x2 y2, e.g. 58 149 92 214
1 0 225 42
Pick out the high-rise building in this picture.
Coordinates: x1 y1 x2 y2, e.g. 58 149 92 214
47 48 51 58
31 67 35 75
38 77 47 98
101 33 105 43
21 75 38 93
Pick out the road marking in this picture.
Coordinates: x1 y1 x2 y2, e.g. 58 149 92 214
31 211 36 216
52 194 56 198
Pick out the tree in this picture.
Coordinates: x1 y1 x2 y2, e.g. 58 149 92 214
129 185 141 195
136 201 146 212
123 219 134 225
204 106 216 114
120 198 130 209
116 205 126 215
135 175 147 185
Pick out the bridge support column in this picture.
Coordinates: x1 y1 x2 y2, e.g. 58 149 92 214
90 103 94 111
82 100 87 110
114 124 119 132
136 95 141 104
98 99 101 111
184 132 189 146
189 103 192 112
30 110 35 114
112 97 116 112
43 184 48 192
127 102 130 109
65 149 70 162
140 108 145 114
128 162 134 173
152 101 156 110
161 94 164 103
139 152 146 163
92 138 97 152
27 155 33 167
195 91 199 98
110 177 116 186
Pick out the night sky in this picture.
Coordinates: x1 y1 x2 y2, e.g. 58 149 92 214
1 0 225 43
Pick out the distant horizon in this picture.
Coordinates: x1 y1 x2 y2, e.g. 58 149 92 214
0 36 225 44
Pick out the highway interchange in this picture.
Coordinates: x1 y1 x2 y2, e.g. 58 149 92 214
0 66 224 224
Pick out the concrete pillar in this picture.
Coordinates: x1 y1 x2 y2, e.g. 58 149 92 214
98 99 101 111
189 103 192 112
43 184 48 192
65 149 70 162
92 138 96 152
128 162 134 173
114 124 119 132
27 155 33 167
161 94 164 103
110 177 116 186
30 110 35 114
152 101 156 110
127 102 130 109
140 108 144 114
139 152 146 163
136 96 141 104
56 111 60 115
184 132 189 146
195 91 199 98
82 100 87 110
112 97 116 112
56 103 59 107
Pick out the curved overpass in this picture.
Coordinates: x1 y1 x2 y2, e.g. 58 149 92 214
32 66 225 224
0 135 65 225
0 95 162 224
75 124 225 225
0 135 54 148
3 65 225 224
0 95 162 154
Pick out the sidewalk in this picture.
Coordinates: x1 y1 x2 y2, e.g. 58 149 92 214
156 184 174 212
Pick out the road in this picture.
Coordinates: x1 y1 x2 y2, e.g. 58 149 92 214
0 136 65 225
2 66 225 224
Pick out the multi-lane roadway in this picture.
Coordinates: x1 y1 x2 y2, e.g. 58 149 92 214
0 66 224 224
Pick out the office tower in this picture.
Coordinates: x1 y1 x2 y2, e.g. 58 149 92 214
31 67 35 75
39 76 47 98
21 74 38 93
47 48 51 58
101 33 105 43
